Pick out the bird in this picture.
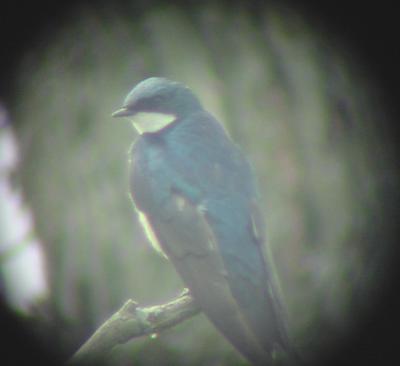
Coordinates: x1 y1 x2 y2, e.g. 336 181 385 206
112 77 294 365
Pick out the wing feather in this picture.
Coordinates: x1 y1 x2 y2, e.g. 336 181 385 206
138 193 272 364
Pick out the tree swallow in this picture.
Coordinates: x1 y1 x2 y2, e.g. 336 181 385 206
113 77 294 365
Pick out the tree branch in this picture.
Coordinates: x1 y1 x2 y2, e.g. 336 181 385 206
69 291 200 365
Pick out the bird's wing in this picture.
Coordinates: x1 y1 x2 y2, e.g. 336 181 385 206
248 200 292 357
139 192 273 364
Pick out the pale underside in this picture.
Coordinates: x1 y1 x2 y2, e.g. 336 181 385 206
130 111 176 134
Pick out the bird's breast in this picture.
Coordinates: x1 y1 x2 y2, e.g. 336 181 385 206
130 138 169 213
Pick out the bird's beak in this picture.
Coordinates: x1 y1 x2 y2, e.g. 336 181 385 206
112 107 131 118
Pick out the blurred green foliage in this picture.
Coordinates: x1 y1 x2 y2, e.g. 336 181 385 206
11 3 392 365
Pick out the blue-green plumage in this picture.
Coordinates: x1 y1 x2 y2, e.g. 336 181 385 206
113 78 292 365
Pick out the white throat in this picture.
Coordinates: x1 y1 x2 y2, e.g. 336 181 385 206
131 111 176 134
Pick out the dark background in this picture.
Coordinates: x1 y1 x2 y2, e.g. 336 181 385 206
1 0 399 110
1 1 399 365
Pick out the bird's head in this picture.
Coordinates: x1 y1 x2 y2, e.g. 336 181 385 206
112 77 203 134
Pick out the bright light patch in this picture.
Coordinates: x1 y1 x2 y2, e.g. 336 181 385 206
0 125 48 313
131 112 176 134
137 211 168 258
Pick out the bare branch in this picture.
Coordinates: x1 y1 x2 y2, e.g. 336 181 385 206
69 291 200 365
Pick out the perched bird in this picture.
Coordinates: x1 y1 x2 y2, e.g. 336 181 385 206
112 77 293 365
